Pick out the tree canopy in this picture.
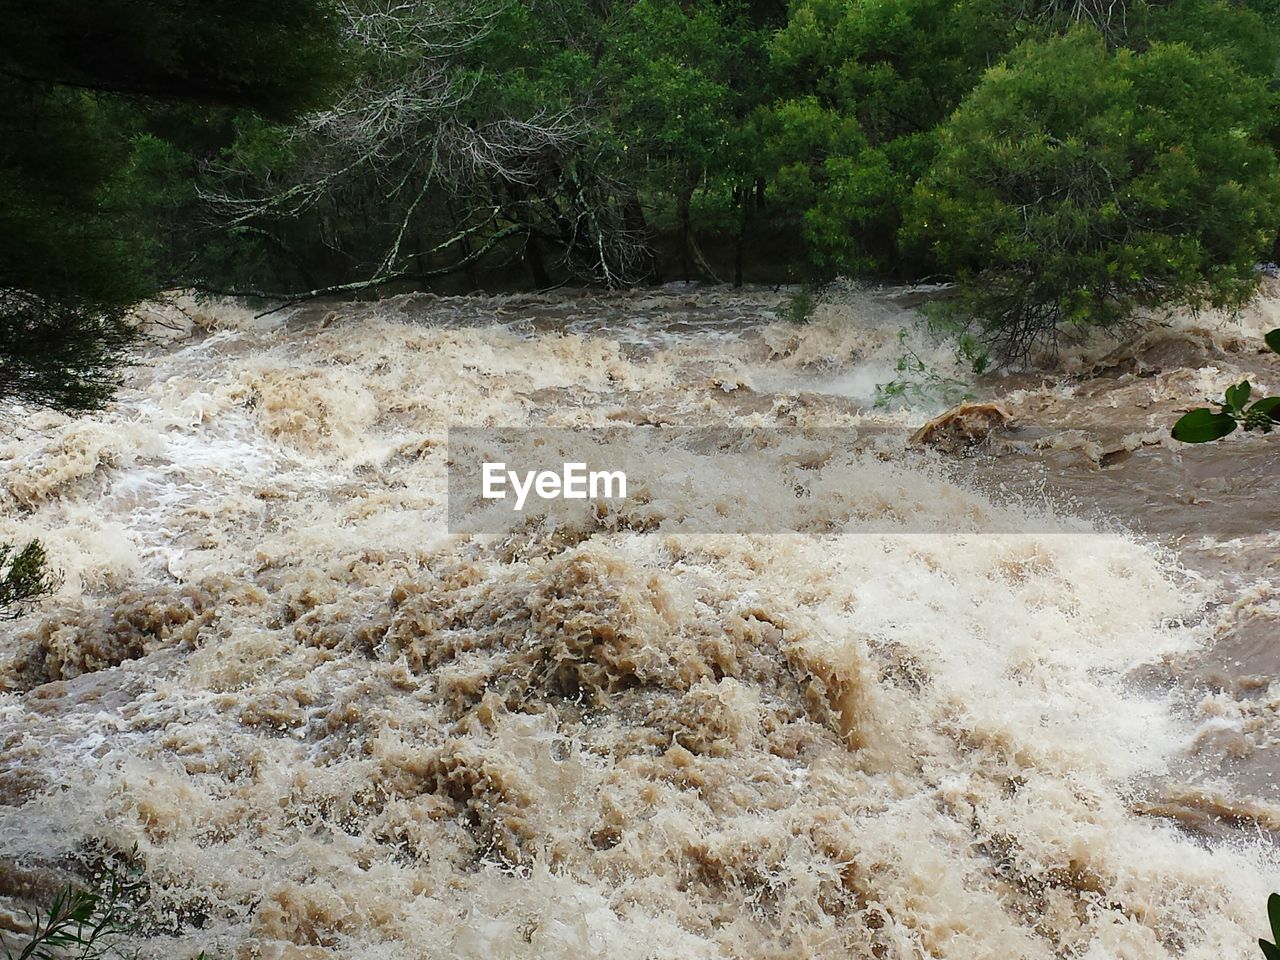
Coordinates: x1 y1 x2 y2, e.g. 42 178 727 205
8 0 1280 385
0 0 342 411
904 28 1280 358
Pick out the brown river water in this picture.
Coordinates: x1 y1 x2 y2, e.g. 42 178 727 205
0 284 1277 959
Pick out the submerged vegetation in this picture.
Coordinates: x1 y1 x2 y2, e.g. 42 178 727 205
873 330 974 409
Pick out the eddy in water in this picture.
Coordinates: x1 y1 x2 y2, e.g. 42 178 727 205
0 286 1277 959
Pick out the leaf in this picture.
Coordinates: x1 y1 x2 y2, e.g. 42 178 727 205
1265 329 1280 355
1171 408 1238 443
1270 891 1280 942
1261 938 1280 960
68 894 95 923
1251 396 1280 420
1225 380 1252 412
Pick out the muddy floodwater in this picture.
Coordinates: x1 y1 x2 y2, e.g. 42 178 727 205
0 285 1277 959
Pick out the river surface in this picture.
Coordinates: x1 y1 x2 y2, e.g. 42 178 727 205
0 285 1277 958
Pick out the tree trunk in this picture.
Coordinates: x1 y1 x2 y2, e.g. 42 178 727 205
733 185 748 288
677 173 723 284
623 192 658 284
525 233 551 288
677 186 694 283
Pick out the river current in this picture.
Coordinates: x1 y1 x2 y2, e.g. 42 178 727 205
0 284 1277 958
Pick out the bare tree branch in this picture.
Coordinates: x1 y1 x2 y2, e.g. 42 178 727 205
197 0 648 291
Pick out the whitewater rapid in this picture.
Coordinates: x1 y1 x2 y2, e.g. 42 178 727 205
0 286 1277 959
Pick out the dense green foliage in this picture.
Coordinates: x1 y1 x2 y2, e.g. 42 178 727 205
765 0 1012 275
602 0 771 281
10 0 1280 397
906 29 1280 357
0 0 341 411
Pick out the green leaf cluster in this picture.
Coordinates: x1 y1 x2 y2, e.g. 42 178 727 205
1261 893 1280 960
4 849 148 960
1171 328 1280 441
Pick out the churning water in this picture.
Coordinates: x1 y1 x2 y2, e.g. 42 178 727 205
0 285 1277 958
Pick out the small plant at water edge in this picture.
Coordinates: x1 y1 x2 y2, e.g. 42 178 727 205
3 857 146 960
1171 329 1280 442
1261 893 1280 960
0 540 57 619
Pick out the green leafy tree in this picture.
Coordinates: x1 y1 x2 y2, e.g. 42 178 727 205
0 0 342 412
198 0 627 293
762 0 1280 294
765 0 1013 275
601 0 772 282
904 28 1280 360
757 95 898 276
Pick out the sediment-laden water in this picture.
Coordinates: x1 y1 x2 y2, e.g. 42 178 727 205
0 285 1277 959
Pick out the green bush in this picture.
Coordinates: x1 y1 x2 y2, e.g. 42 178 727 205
903 28 1280 360
766 0 1013 275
